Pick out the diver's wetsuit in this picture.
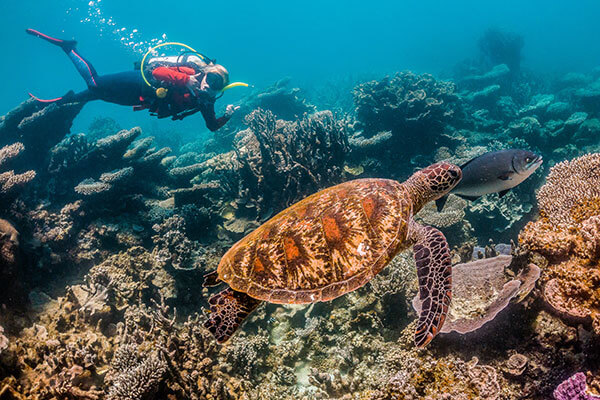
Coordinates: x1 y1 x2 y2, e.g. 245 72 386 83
26 29 230 131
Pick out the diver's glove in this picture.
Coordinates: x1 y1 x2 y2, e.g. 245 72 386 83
225 104 240 118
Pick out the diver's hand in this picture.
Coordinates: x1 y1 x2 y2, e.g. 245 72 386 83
187 74 202 93
225 104 240 118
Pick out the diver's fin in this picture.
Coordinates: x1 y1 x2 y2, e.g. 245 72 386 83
455 194 480 201
498 189 510 198
204 287 261 343
203 270 221 287
411 223 452 348
498 171 514 181
26 28 77 52
436 196 449 212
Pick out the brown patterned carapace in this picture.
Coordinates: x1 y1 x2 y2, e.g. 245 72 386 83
218 179 411 303
205 162 462 347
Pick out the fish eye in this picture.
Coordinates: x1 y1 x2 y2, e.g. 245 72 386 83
525 157 532 163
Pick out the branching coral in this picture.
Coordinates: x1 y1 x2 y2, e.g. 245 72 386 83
151 215 211 271
0 99 84 170
233 108 349 217
48 127 171 204
106 344 167 400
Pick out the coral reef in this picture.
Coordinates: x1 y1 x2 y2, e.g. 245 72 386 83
554 372 600 400
0 99 84 170
520 153 600 335
4 35 600 399
0 143 36 200
351 72 462 176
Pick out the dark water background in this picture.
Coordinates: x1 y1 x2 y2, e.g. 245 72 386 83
2 0 599 140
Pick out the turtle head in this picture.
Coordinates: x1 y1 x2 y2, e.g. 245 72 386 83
405 162 462 212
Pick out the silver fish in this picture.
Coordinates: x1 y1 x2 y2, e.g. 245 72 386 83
436 149 543 211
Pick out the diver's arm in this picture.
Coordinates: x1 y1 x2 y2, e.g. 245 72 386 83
199 103 231 132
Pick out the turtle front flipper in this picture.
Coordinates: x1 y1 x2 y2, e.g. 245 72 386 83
410 221 452 347
204 288 262 343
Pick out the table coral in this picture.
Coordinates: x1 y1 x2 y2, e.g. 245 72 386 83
0 143 35 198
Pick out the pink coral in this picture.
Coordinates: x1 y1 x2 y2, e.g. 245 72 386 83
554 372 600 400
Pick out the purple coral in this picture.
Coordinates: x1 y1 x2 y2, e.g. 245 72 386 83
554 373 600 400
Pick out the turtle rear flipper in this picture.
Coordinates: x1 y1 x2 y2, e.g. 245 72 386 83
204 288 262 343
410 222 452 347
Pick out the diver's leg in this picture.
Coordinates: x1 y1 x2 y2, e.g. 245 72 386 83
65 49 99 88
26 28 99 88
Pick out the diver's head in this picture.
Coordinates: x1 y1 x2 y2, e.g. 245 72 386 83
513 150 543 176
199 63 230 96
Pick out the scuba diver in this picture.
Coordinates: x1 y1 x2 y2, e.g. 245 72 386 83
26 28 242 131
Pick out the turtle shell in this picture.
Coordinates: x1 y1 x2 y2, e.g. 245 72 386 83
217 179 412 304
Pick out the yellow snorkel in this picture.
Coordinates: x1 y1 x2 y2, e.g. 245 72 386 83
222 82 249 92
140 42 249 98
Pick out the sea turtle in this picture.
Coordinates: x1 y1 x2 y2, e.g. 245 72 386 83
203 162 462 347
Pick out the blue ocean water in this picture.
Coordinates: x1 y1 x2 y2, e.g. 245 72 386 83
2 0 599 137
